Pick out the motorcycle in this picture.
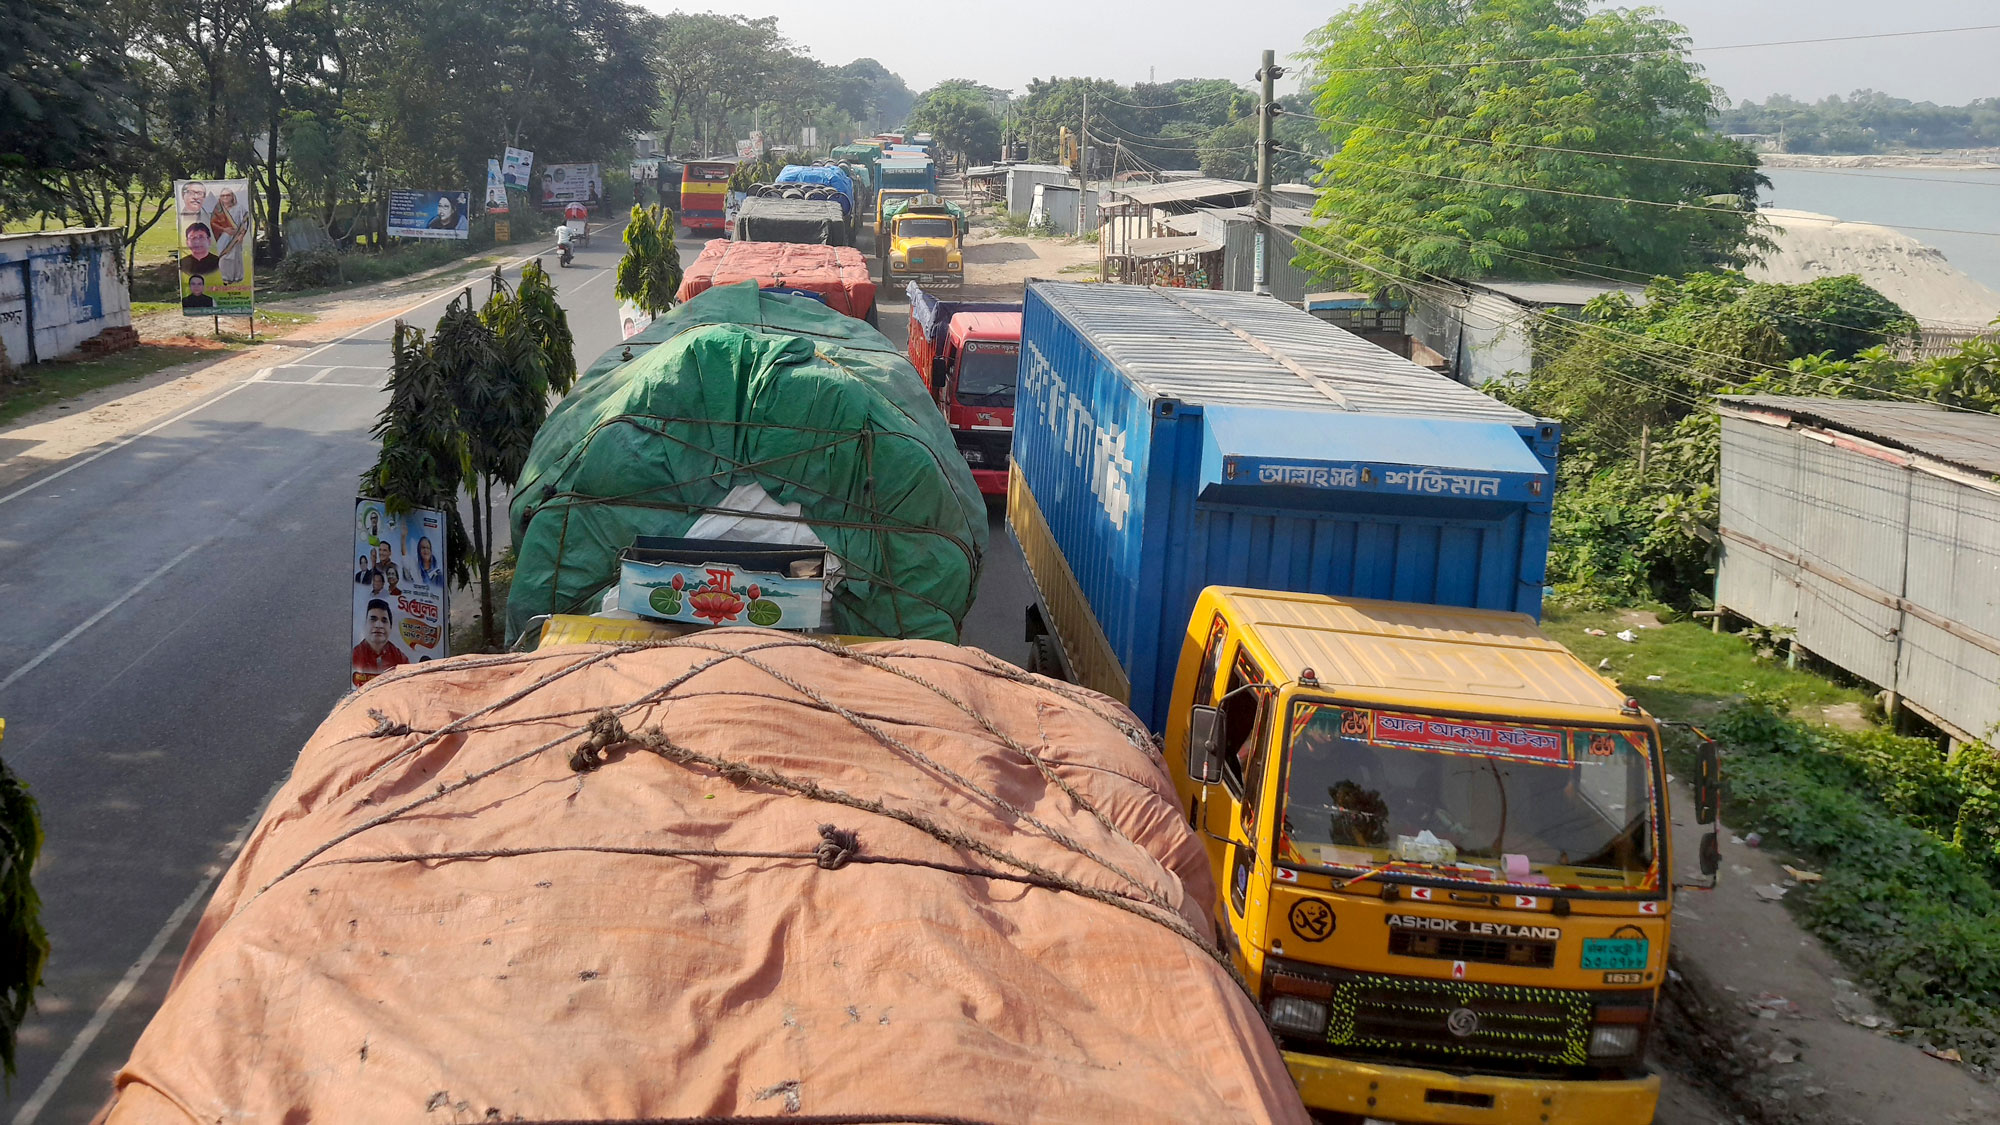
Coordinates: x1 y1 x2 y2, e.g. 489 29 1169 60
556 226 574 268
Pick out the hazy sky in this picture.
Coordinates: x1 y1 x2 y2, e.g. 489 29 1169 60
645 1 2000 106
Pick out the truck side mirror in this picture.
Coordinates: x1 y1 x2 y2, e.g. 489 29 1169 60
1694 739 1720 826
1188 705 1224 784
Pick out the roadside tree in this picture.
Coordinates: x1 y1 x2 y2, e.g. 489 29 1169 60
1 733 47 1082
907 85 1003 164
616 205 683 318
1297 0 1768 295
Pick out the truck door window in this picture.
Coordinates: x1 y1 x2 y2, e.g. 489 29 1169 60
1217 652 1266 797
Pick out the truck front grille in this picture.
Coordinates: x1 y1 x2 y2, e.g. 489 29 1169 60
1389 929 1557 969
1327 974 1592 1066
953 429 1012 469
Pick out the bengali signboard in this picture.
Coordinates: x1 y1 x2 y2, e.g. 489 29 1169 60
618 556 824 631
388 190 471 240
539 162 602 207
486 159 508 213
353 498 449 688
502 147 535 189
174 179 253 317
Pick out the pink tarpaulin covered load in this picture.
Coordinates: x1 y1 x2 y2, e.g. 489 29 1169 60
676 240 878 322
106 631 1308 1123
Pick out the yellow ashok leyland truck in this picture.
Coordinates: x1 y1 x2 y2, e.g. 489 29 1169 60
1008 284 1718 1124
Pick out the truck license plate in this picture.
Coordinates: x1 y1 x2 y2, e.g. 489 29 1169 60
1580 937 1649 970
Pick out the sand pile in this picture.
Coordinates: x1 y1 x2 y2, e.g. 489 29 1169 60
1749 208 2000 329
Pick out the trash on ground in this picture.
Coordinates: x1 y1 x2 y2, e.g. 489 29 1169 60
1646 674 1664 681
1748 993 1803 1019
1769 1048 1799 1065
1782 864 1823 883
1755 883 1789 901
1745 832 1763 848
1584 628 1608 636
1924 1046 1965 1063
1616 629 1639 642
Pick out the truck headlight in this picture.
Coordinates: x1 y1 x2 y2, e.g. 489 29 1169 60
892 260 906 270
1588 1025 1641 1059
1268 995 1330 1038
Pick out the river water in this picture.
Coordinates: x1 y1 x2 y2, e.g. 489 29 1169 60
1762 166 2000 292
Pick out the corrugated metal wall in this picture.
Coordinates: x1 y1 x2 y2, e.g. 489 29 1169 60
1717 415 2000 740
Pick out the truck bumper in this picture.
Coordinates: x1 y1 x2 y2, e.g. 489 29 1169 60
898 271 961 288
1283 1051 1659 1125
972 468 1008 496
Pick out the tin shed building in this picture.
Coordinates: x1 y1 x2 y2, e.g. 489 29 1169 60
1715 396 2000 744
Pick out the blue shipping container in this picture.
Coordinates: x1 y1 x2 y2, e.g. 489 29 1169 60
1008 282 1560 731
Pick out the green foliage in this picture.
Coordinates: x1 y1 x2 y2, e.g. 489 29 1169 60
361 319 475 586
0 0 134 220
1712 697 2000 1063
0 734 48 1083
907 84 1002 164
1717 91 2000 154
615 205 682 317
1497 272 1920 606
1296 0 1768 295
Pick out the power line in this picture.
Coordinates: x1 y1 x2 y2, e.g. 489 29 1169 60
1279 144 2000 241
1318 24 2000 75
1089 86 1242 112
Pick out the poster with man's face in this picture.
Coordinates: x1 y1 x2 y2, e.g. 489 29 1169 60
539 163 603 206
486 159 508 213
353 497 449 688
175 179 254 316
388 190 471 240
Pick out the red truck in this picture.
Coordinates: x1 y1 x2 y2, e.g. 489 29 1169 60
907 283 1020 496
677 241 879 326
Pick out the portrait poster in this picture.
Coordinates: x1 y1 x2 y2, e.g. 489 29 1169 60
486 159 508 213
502 147 535 189
539 162 603 207
174 179 254 317
353 498 449 688
388 190 471 239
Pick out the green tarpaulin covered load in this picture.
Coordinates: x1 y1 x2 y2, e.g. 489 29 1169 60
506 282 987 644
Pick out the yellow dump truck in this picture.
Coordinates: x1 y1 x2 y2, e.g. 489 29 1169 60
1160 588 1717 1124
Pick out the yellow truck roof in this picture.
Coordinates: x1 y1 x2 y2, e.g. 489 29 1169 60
1209 588 1642 726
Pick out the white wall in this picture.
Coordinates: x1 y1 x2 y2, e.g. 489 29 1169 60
1409 288 1535 386
0 228 130 365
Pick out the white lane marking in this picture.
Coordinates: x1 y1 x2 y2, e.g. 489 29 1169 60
253 382 383 389
0 383 258 509
9 771 290 1125
0 221 630 512
0 538 213 696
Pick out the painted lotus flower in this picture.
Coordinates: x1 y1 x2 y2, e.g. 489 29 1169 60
688 586 745 624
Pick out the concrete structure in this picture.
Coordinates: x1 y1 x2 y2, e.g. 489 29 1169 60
0 227 132 365
1409 279 1643 386
1004 164 1074 215
1715 396 2000 745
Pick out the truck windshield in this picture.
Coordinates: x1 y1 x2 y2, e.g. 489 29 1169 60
685 164 732 183
898 218 956 239
1279 702 1658 891
955 343 1019 406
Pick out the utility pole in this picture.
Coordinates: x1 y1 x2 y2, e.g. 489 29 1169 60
1255 48 1282 296
1079 88 1090 190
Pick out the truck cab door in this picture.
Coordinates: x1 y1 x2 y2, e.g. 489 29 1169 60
1193 638 1270 934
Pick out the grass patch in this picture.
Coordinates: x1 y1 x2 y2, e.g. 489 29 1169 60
1541 605 1872 721
0 344 227 426
1056 261 1099 275
1709 698 2000 1066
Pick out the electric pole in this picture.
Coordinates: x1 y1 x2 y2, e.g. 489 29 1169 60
1080 87 1090 189
1255 48 1282 296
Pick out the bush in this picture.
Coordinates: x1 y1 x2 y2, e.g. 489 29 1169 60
1713 697 2000 1062
273 249 342 291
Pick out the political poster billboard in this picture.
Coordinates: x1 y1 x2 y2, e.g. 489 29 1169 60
502 147 535 189
618 298 653 341
486 159 508 213
353 498 449 688
174 179 253 317
388 190 471 239
539 162 602 207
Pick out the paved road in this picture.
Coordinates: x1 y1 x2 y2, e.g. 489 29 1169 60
0 219 1037 1121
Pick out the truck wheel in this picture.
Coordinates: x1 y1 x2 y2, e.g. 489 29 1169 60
864 304 880 329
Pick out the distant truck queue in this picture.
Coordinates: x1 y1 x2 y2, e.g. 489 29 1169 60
100 132 1716 1125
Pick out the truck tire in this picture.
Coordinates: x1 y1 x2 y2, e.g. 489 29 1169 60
864 304 880 329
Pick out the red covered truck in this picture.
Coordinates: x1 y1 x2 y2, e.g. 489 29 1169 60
677 240 879 326
907 283 1021 496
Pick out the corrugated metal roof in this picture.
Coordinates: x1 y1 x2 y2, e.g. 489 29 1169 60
1004 163 1074 177
1717 395 2000 478
1114 178 1255 206
1126 234 1223 257
1028 282 1537 425
1466 279 1644 306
